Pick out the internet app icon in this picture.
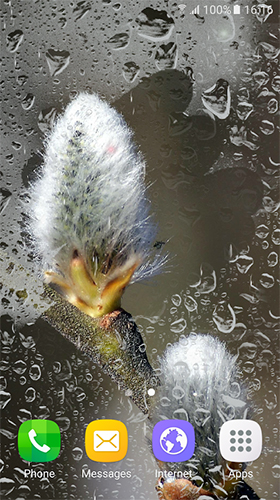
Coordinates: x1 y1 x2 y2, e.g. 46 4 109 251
152 420 195 462
18 420 61 462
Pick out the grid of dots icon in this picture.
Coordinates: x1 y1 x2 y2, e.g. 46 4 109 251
229 429 252 452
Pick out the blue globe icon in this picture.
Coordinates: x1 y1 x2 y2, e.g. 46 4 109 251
159 426 188 455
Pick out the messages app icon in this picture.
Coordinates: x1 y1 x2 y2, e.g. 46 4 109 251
85 419 128 462
18 420 61 462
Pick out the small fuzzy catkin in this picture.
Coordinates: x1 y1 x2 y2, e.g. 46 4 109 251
28 93 164 317
150 334 251 484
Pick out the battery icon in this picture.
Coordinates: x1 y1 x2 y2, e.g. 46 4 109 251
233 5 241 14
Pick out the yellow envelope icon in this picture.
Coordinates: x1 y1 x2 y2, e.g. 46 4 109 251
85 419 128 462
93 430 119 452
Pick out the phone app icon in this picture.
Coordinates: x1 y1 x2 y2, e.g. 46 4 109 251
85 419 128 462
152 420 195 462
18 420 61 462
219 420 262 462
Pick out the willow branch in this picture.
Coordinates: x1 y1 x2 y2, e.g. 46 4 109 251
0 250 159 414
42 285 159 414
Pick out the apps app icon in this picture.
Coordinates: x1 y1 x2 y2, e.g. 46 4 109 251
18 420 61 462
219 420 262 462
85 419 128 462
152 420 195 462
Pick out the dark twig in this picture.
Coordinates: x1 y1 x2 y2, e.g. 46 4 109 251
43 285 160 414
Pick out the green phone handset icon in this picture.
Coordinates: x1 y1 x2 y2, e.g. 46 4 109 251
28 428 51 453
18 420 61 462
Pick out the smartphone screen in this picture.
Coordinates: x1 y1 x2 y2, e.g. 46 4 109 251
1 1 279 499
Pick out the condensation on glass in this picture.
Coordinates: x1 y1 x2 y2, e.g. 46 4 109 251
1 1 279 499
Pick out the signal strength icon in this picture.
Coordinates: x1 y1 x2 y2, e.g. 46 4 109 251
190 5 200 15
178 4 187 12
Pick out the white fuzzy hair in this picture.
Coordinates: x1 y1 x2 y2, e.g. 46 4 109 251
150 334 250 480
28 93 164 281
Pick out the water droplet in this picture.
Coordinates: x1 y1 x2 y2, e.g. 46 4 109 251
17 409 32 422
168 112 192 136
235 255 254 274
256 5 273 23
72 447 83 461
0 391 11 409
171 294 181 307
139 343 146 353
155 42 178 70
271 75 280 93
259 273 274 289
73 1 91 20
172 408 188 420
258 42 280 60
172 385 185 400
0 361 9 372
53 361 61 373
191 264 216 294
253 71 269 87
267 98 278 114
230 125 260 150
0 376 7 391
21 94 35 111
213 301 236 333
263 196 280 213
271 229 280 245
160 396 171 407
201 79 230 119
272 464 280 479
12 360 27 375
135 8 174 41
261 240 269 250
122 62 140 83
25 387 36 402
12 141 22 150
45 49 70 77
183 295 197 312
6 30 23 52
267 251 278 267
229 382 241 398
38 107 57 134
107 33 130 49
19 333 35 349
255 224 269 239
0 477 15 496
236 102 254 121
194 408 210 427
113 3 121 11
75 387 86 402
170 318 187 334
0 188 12 214
259 120 275 135
238 342 257 360
264 391 277 410
56 416 70 431
29 364 41 381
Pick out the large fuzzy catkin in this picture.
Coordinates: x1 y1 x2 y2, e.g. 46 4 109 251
150 334 251 491
28 93 164 317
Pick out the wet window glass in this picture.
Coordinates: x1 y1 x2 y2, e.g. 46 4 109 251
1 1 279 499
